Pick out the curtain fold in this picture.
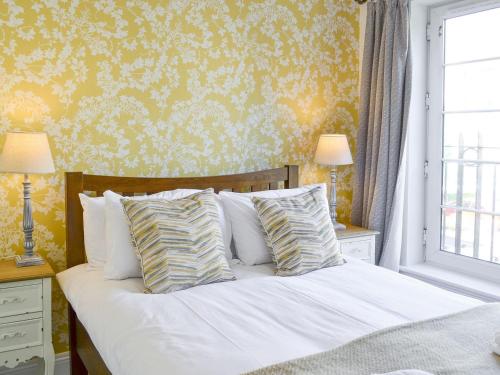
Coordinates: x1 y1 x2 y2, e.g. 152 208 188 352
351 0 412 269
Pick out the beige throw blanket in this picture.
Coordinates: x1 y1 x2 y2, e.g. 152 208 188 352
247 303 500 375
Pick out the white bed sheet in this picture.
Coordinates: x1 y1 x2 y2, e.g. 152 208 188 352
230 259 276 279
57 258 481 375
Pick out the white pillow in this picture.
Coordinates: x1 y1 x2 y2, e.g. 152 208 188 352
219 184 328 265
104 189 232 280
78 194 106 268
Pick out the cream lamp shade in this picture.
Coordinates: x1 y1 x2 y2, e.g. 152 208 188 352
0 132 55 174
314 134 353 166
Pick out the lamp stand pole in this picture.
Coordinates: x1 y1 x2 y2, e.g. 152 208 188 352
16 174 44 267
330 167 346 231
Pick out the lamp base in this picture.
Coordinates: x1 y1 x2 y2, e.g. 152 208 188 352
332 221 346 231
15 254 45 267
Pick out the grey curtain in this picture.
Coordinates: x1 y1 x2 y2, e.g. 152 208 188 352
351 0 412 265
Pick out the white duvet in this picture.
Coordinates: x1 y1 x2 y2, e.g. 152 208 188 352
57 258 481 375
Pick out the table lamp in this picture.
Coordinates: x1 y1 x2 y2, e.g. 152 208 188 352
0 132 55 266
314 134 353 231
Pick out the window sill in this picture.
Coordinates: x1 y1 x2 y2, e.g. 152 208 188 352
400 263 500 302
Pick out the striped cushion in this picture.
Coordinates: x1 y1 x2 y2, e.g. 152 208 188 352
121 189 235 294
252 187 344 276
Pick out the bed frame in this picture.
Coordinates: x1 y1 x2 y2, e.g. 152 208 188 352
64 165 299 374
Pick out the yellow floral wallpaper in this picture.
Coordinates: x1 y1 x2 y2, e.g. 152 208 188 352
0 0 359 352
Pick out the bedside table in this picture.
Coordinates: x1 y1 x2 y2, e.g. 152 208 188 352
0 259 55 374
336 225 379 264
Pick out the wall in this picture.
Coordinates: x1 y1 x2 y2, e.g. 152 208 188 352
0 0 359 352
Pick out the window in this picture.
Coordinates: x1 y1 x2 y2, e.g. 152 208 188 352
426 1 500 279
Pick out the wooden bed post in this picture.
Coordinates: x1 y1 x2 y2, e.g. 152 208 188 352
68 306 87 375
65 172 88 374
65 172 85 269
285 165 299 189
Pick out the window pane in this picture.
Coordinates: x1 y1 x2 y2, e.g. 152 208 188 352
442 161 457 206
441 207 457 253
444 60 500 111
445 7 500 64
478 164 497 213
442 161 477 209
443 113 500 213
493 217 500 263
477 214 493 262
441 208 475 256
497 165 500 211
443 162 499 213
443 113 500 161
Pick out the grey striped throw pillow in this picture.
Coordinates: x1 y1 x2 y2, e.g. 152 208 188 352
121 189 235 293
252 187 344 276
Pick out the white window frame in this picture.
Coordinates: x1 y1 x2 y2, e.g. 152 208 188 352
426 0 500 283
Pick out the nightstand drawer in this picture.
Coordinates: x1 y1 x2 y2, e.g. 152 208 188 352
340 239 372 261
0 318 43 352
0 284 43 318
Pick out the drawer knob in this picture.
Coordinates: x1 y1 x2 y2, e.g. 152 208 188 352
0 331 27 341
0 297 26 305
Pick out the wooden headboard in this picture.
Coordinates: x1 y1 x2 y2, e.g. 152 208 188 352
65 165 298 269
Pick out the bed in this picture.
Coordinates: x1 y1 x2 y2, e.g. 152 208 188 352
61 165 482 375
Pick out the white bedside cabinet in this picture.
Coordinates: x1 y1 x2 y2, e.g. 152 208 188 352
0 259 55 374
336 225 379 265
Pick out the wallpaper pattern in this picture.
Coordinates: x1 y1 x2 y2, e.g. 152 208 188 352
0 0 359 352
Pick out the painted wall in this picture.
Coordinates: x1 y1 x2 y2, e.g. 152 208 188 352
0 0 359 352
